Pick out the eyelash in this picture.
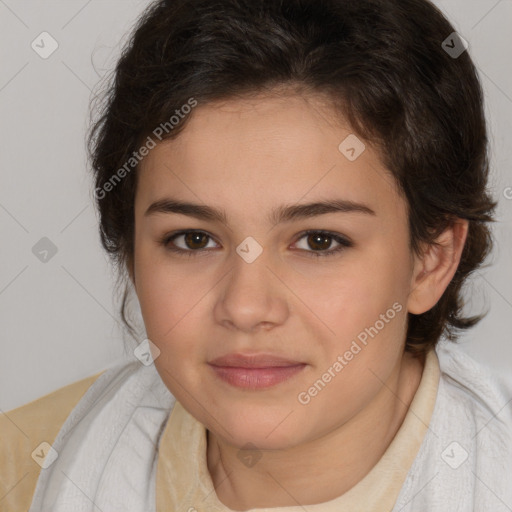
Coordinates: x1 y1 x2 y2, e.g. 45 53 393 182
158 229 353 258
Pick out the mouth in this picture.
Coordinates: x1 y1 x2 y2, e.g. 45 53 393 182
208 353 306 389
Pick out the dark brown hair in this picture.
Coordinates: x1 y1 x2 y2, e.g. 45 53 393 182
87 0 496 356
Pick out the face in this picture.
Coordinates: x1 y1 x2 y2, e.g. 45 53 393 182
132 91 419 450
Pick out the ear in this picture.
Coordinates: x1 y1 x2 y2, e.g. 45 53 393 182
407 219 469 315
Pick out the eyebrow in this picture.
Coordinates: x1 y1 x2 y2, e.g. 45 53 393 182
144 197 375 225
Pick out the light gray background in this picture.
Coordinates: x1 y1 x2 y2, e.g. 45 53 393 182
1 0 511 411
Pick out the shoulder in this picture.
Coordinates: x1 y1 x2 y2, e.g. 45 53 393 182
435 341 512 463
25 358 176 511
394 343 512 510
0 370 104 511
436 341 512 426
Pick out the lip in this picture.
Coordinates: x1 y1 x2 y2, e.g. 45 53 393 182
208 353 306 389
208 353 303 368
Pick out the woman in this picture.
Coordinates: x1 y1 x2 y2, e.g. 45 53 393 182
2 0 512 510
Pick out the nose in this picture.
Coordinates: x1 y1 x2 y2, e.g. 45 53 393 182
213 245 289 333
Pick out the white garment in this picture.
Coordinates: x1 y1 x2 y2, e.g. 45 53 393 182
394 342 512 511
28 359 176 512
28 342 512 511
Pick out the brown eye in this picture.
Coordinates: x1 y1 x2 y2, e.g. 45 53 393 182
183 232 209 250
160 229 352 259
306 233 332 251
293 230 353 258
160 230 218 255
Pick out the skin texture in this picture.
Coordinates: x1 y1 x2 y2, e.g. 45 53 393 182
130 90 468 509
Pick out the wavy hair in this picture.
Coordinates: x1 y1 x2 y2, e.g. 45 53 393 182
87 0 496 355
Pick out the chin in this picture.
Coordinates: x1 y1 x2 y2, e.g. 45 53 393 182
212 407 306 451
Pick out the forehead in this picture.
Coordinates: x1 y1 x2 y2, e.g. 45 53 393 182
135 93 403 222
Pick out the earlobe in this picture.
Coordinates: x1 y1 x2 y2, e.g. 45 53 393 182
407 220 469 315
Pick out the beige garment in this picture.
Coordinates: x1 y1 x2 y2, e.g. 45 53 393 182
156 349 440 512
0 349 440 512
0 372 104 512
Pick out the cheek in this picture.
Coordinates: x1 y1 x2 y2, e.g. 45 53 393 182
308 241 411 371
133 254 216 394
134 247 208 338
315 252 408 333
